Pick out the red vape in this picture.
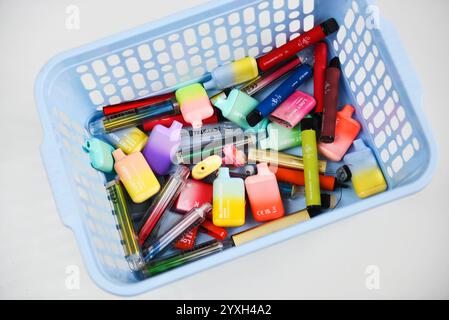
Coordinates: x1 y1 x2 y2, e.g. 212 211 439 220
313 42 328 114
320 57 341 143
143 110 219 132
257 18 339 72
102 93 175 116
173 179 214 215
199 220 227 241
174 226 199 250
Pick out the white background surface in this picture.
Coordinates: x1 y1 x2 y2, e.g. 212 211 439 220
0 0 448 299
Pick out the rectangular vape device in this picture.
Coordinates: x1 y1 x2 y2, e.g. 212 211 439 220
173 179 214 214
269 91 316 129
213 168 246 227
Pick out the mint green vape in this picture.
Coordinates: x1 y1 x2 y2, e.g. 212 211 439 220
214 89 269 131
259 122 302 151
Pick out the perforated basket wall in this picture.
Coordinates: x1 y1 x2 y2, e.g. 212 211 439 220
35 0 437 295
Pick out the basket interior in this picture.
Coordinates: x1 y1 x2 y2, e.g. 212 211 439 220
39 0 431 286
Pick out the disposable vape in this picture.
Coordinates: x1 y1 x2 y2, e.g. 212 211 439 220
213 168 246 227
83 138 115 173
257 18 339 71
203 57 259 90
90 98 179 134
174 227 199 251
144 203 211 261
318 105 361 162
313 42 328 115
320 57 341 143
113 149 160 203
143 240 233 277
106 180 145 271
344 140 387 199
213 57 302 130
143 111 219 132
247 149 327 174
173 179 213 214
269 165 347 191
246 64 313 127
175 83 214 128
301 118 322 214
102 92 175 116
269 90 316 129
137 165 190 246
104 127 148 154
259 122 302 151
199 220 227 241
277 183 338 209
191 155 223 180
245 163 285 222
142 121 183 175
227 164 258 179
231 209 324 247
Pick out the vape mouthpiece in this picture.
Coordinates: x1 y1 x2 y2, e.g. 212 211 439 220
329 57 341 69
320 18 339 35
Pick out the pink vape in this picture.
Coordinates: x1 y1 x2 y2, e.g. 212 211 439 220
269 91 316 129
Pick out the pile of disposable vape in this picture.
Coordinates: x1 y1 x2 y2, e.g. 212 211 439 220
84 18 388 277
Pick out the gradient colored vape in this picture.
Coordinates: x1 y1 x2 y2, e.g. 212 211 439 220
257 18 339 72
344 140 387 199
246 64 313 127
112 149 160 204
313 42 328 114
269 90 316 129
102 92 175 116
143 111 219 132
203 57 259 90
245 163 285 222
318 105 361 162
301 118 322 214
142 121 183 176
320 57 341 143
213 168 246 227
259 122 302 151
173 179 213 214
175 83 214 128
105 127 148 154
269 166 346 192
83 138 115 173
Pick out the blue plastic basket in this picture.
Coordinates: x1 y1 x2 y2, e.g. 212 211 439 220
35 0 438 296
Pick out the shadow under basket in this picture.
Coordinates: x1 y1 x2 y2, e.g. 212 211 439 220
35 0 438 296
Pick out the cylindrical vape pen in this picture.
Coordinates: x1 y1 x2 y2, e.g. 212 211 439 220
144 203 211 262
313 42 328 115
246 64 313 127
90 98 180 135
231 209 324 246
102 93 175 116
320 57 341 143
301 118 322 214
247 149 327 174
143 240 233 277
137 165 190 246
257 18 339 72
106 180 145 271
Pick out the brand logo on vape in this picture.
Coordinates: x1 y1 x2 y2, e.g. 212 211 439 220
365 265 381 290
271 94 283 106
65 265 80 290
366 5 381 30
65 5 80 30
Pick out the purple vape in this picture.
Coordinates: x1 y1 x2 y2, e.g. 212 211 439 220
143 121 183 175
